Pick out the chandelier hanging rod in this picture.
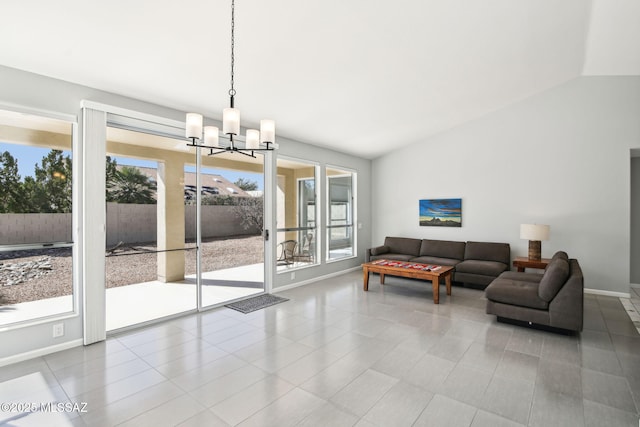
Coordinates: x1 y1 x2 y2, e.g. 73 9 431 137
185 0 276 159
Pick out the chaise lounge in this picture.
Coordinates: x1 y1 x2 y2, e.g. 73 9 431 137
484 251 584 332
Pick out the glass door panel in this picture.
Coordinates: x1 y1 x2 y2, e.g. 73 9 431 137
105 127 196 331
195 155 265 308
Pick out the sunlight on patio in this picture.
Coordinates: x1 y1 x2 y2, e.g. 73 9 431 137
0 264 264 332
106 263 264 331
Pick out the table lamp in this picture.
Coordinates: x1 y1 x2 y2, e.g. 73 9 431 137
520 224 550 261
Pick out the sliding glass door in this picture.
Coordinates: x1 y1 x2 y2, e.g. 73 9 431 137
104 126 197 330
102 117 267 330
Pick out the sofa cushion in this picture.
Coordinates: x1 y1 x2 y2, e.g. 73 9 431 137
419 239 465 260
455 259 508 277
371 253 415 262
410 256 460 267
498 271 543 283
485 279 549 310
538 257 570 302
384 237 422 257
464 241 510 265
370 245 390 256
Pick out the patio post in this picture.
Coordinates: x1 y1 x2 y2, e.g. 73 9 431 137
157 160 185 282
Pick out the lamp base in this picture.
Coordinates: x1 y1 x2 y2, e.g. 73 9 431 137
528 240 541 261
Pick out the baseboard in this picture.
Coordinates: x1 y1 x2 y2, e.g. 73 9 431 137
272 267 361 293
584 288 631 299
0 338 83 368
630 283 640 289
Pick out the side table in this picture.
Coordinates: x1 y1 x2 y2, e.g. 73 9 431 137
513 256 551 272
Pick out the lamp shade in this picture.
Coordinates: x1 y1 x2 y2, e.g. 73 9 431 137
222 108 240 135
520 224 550 241
185 113 203 139
246 129 260 149
204 126 219 146
260 119 275 143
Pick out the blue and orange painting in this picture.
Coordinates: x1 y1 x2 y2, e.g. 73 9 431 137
419 198 462 227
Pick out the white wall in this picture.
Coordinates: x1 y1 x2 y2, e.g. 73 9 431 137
373 76 640 295
631 156 640 284
583 0 640 75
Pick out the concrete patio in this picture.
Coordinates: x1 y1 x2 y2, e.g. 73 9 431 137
0 264 264 332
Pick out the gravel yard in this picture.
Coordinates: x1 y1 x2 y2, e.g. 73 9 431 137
0 235 263 305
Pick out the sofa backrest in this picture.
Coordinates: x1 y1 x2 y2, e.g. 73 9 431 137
551 251 569 261
548 259 584 331
464 241 510 265
419 239 465 260
538 256 570 302
545 250 569 270
383 237 422 256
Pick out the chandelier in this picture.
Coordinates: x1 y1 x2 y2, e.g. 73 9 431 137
185 0 275 158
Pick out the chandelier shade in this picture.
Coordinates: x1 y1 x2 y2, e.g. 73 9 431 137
222 108 240 136
204 126 219 146
260 119 275 144
185 113 203 139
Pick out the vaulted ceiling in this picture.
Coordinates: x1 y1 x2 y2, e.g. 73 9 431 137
1 0 639 159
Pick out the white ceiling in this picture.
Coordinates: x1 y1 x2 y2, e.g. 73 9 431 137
1 0 639 159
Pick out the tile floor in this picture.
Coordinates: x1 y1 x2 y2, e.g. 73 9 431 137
620 286 640 335
1 270 640 426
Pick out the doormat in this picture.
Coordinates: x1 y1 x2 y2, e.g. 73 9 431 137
224 294 289 314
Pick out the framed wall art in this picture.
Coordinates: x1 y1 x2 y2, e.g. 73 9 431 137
419 198 462 227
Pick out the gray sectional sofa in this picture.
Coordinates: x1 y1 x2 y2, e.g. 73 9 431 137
366 236 510 289
484 251 584 332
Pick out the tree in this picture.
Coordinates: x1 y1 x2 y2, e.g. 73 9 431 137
232 196 264 233
234 178 258 192
20 176 40 213
105 156 119 202
111 166 157 204
31 150 73 213
0 151 23 213
200 194 235 206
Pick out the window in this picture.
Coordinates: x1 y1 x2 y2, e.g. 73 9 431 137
0 109 76 327
326 167 356 261
276 158 318 270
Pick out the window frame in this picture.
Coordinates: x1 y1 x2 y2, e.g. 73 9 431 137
0 105 79 331
325 165 357 263
276 156 320 272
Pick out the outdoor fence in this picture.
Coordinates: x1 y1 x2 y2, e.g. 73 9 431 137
0 203 260 247
0 213 71 245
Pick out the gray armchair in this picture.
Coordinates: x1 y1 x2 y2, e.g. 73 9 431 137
485 252 584 332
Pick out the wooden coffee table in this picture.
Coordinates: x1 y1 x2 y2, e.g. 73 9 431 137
362 260 454 304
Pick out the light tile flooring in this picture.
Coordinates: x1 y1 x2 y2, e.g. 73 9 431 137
620 286 640 335
1 271 640 426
